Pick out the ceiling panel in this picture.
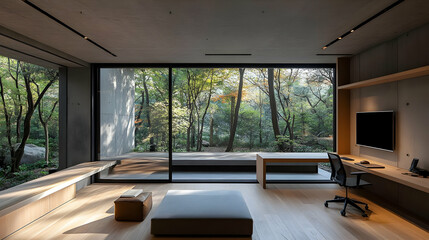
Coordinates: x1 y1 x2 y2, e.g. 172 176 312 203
0 0 428 65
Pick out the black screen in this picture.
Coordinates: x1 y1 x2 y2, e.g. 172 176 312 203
356 111 395 151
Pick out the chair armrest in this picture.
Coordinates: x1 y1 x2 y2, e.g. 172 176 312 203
351 171 367 175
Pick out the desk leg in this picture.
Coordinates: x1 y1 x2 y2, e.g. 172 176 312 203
256 155 266 189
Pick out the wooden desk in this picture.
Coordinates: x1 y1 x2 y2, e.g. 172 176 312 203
341 155 429 194
256 153 329 189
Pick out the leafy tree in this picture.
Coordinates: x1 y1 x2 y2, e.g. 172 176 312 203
36 71 58 164
226 68 245 152
0 57 58 173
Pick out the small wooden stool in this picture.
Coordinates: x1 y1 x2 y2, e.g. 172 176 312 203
114 192 152 221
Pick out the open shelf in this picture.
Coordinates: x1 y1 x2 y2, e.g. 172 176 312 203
338 65 429 89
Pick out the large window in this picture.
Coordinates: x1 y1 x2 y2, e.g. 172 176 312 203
171 68 334 181
0 56 59 190
97 66 334 182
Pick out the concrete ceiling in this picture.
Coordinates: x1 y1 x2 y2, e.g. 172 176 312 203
0 0 429 67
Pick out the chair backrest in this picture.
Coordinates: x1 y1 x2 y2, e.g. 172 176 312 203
327 152 346 186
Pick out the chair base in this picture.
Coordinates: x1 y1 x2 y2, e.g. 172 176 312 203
325 194 369 217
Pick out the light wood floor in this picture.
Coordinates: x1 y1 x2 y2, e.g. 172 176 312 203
9 183 429 240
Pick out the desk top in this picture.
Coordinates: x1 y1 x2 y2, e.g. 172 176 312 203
257 152 328 160
341 155 429 194
0 161 116 216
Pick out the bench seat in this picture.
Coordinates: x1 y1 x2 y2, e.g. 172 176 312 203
0 161 116 239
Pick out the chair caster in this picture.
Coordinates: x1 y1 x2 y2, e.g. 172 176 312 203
365 205 369 210
340 210 346 216
324 202 328 207
362 213 368 217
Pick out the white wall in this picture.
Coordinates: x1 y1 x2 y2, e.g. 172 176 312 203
100 68 135 157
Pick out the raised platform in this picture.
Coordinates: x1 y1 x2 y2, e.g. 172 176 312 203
151 190 253 236
0 161 117 239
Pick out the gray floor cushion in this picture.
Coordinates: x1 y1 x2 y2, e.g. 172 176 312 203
151 190 253 236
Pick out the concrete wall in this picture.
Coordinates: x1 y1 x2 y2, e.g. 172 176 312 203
59 67 92 169
349 23 429 170
67 67 92 167
100 68 135 158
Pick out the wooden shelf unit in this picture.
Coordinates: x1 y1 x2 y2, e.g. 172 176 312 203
338 65 429 90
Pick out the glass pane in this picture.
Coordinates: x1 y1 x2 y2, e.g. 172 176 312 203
171 68 334 181
0 56 59 191
99 68 169 180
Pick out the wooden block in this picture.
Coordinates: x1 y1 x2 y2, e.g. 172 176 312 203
114 192 152 221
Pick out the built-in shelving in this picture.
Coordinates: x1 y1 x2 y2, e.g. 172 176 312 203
338 65 429 89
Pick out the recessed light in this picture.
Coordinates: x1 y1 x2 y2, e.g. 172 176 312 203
205 53 252 56
23 0 117 57
320 0 404 50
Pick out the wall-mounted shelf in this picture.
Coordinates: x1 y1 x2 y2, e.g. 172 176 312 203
338 65 429 90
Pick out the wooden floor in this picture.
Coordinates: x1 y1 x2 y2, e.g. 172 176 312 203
9 183 429 240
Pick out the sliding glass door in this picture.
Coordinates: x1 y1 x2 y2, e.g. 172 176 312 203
171 68 334 181
98 68 169 180
96 65 335 182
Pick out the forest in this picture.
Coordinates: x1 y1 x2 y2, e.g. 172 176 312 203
0 56 59 190
133 67 334 154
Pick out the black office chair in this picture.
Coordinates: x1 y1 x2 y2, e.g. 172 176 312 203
324 152 371 217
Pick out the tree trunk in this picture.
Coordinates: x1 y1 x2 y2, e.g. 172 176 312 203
197 74 214 151
43 124 49 164
12 66 56 172
300 103 305 136
135 89 145 144
268 68 285 151
226 68 245 152
186 123 191 151
209 116 214 146
0 75 16 166
191 124 196 149
8 59 22 142
230 96 235 129
143 78 153 145
259 89 263 145
186 71 193 152
186 109 192 151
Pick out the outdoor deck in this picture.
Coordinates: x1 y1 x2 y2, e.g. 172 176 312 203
101 152 258 165
100 152 330 181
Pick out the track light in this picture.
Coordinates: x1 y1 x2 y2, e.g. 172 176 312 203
320 0 404 50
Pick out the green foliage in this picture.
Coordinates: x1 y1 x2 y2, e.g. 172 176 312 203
133 67 334 153
0 55 59 190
